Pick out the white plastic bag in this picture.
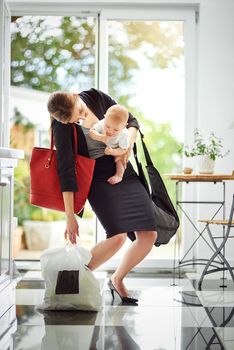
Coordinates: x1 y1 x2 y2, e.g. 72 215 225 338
38 243 102 311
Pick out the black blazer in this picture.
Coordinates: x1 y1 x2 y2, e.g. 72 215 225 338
52 88 139 192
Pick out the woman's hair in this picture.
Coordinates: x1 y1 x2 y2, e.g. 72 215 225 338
47 91 77 124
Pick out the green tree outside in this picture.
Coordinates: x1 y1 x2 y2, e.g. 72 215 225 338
11 16 182 220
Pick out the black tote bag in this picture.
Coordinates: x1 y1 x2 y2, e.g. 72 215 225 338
127 130 180 247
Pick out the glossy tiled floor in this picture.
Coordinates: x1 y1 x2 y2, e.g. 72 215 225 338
2 271 234 349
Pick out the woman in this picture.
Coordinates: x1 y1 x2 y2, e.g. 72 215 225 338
47 88 157 303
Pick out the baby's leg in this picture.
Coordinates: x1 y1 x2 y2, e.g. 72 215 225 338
107 159 125 185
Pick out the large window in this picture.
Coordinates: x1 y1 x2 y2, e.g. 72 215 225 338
6 6 196 268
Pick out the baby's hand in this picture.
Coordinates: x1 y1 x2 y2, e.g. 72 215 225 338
104 146 114 155
89 129 109 143
88 129 98 139
102 135 110 144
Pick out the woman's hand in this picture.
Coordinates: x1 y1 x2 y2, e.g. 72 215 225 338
65 215 79 244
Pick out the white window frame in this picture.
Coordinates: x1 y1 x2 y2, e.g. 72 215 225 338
0 0 11 147
1 1 198 270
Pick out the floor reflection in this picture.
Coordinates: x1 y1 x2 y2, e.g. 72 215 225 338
1 274 232 349
16 305 98 326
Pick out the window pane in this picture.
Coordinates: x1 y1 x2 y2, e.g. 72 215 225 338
11 15 97 260
107 20 184 260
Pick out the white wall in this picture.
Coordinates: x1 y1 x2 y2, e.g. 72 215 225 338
198 0 234 172
196 0 234 264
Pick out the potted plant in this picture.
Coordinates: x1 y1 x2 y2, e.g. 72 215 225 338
179 129 229 174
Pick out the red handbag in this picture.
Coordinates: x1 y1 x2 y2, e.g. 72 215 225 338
30 124 95 213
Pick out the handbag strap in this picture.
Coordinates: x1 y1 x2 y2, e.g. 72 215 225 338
133 138 150 195
133 142 141 170
138 129 153 166
46 123 78 168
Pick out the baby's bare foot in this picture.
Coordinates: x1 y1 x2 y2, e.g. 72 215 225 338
107 175 123 185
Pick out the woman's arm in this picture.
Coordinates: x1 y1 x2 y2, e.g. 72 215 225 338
128 126 138 146
52 121 79 244
52 120 78 192
63 192 79 244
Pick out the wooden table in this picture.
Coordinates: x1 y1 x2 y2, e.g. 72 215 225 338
164 173 234 182
164 173 234 286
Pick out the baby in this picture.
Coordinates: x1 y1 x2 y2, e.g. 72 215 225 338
89 104 130 185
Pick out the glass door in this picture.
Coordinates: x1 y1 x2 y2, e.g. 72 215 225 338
98 9 197 269
10 14 99 260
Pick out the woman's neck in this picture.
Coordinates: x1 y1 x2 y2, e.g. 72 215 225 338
82 107 99 128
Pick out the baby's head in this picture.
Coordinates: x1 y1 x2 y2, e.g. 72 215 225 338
104 104 128 137
47 92 87 124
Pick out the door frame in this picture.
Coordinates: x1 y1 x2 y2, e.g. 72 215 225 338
0 0 11 147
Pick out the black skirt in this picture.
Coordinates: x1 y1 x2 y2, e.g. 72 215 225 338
88 156 157 238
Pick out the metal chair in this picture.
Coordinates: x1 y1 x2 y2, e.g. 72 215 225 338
198 194 234 290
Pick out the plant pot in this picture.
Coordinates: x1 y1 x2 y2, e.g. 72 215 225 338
23 220 66 250
198 155 215 174
183 167 193 174
183 157 193 174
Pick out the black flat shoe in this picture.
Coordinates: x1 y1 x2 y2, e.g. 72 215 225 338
107 279 138 304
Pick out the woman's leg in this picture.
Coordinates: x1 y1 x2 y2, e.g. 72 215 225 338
111 230 157 297
88 233 127 271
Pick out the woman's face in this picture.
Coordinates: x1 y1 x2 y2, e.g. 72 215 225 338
68 95 88 123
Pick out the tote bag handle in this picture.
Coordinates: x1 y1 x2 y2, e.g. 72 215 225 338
45 124 78 169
